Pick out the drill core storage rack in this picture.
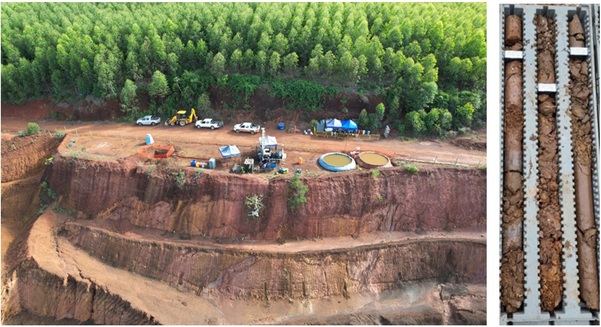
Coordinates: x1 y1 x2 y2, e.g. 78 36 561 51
500 4 600 325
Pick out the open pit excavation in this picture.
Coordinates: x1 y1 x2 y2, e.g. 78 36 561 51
500 4 600 324
0 2 490 324
2 118 486 324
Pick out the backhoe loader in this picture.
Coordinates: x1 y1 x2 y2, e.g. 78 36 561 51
165 108 198 126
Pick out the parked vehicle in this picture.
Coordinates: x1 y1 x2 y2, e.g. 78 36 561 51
233 122 260 134
195 118 224 129
136 115 161 126
165 108 198 126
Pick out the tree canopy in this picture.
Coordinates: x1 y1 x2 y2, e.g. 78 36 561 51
1 2 486 133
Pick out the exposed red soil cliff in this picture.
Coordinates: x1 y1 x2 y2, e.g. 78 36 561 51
1 134 63 183
45 155 485 240
1 134 64 260
63 222 485 300
2 209 485 325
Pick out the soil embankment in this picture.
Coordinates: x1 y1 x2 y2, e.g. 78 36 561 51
2 210 485 325
1 133 63 183
1 134 63 260
62 222 485 300
44 154 485 240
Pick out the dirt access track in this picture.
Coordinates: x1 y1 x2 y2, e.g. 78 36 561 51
1 112 487 324
1 117 486 170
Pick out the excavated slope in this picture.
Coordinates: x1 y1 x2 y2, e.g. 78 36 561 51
45 155 486 240
3 209 486 325
3 134 487 324
2 134 63 260
62 222 485 300
1 134 62 183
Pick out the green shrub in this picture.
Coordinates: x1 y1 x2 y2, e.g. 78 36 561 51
403 164 419 174
54 130 66 139
27 122 41 135
455 102 474 128
40 181 58 201
358 108 369 129
173 170 186 189
375 103 386 121
145 165 155 178
288 174 308 208
405 111 426 134
194 169 204 180
269 78 336 111
52 206 78 217
371 169 381 179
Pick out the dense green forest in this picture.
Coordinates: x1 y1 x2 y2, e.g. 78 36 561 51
1 2 486 134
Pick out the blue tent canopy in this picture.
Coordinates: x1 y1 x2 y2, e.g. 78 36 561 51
325 118 342 129
341 119 358 131
219 145 241 158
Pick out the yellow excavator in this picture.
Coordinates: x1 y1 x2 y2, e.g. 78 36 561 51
165 108 198 126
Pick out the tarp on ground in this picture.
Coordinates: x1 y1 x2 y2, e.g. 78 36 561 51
259 135 278 147
341 119 358 131
325 118 342 129
219 145 241 158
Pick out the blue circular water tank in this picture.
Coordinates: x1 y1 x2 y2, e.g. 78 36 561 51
277 122 285 130
318 152 356 172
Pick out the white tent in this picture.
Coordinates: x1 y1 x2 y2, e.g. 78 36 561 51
259 135 278 147
326 118 342 129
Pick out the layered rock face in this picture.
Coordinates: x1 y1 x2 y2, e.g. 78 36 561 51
1 134 63 223
5 260 157 325
1 134 63 183
3 211 485 325
63 223 486 300
45 155 486 240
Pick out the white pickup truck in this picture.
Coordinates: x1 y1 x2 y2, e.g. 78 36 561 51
233 122 260 134
195 118 223 129
136 115 161 126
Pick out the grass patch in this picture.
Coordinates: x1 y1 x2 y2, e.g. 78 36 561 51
371 169 380 179
63 150 108 161
54 130 66 139
173 170 186 189
194 169 205 181
403 164 419 174
288 173 309 208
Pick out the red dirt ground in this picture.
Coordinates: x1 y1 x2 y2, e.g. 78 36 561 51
1 118 486 171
